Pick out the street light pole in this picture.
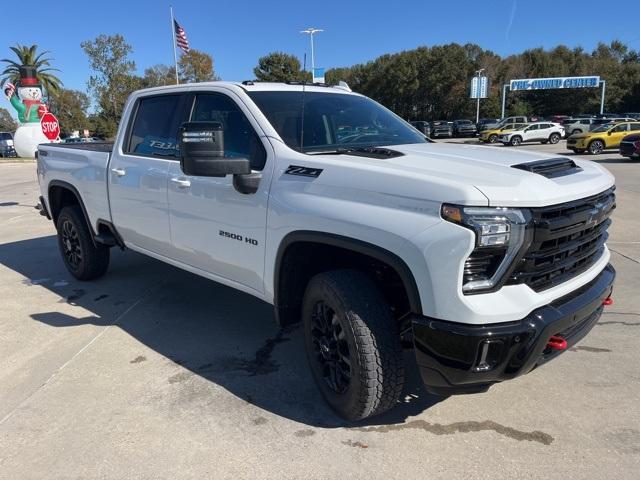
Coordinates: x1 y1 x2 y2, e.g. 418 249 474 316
300 28 323 76
475 68 485 124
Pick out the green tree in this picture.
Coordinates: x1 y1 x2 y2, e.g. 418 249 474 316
81 34 137 138
47 89 90 136
254 52 306 82
143 64 175 87
178 49 217 83
0 44 63 95
0 108 17 132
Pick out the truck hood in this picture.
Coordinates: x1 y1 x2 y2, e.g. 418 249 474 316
324 142 614 207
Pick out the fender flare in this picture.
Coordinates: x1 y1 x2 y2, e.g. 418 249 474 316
274 231 423 317
48 180 97 243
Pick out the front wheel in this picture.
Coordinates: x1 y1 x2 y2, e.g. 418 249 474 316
548 133 561 144
509 136 522 146
56 205 110 280
488 134 498 143
302 270 405 421
588 140 605 155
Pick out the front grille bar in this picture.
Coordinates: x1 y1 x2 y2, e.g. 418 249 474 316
507 187 615 292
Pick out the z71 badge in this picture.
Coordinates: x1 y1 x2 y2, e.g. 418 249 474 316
285 165 323 178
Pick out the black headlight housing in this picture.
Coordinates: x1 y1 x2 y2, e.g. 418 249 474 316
442 204 533 294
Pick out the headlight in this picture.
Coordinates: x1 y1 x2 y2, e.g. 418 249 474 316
442 204 532 294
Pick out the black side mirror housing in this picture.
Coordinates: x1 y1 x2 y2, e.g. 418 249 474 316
179 122 251 177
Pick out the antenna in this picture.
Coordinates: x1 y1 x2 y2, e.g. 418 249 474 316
300 53 307 151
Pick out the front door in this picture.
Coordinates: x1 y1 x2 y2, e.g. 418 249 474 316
109 93 187 257
523 124 539 142
167 90 273 293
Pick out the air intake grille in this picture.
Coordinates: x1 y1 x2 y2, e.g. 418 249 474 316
507 187 615 292
512 158 582 178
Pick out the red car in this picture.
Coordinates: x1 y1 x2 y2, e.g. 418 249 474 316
620 133 640 159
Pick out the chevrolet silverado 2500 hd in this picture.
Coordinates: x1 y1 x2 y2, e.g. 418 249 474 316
36 82 616 421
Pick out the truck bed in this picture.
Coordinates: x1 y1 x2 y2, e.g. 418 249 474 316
38 142 113 232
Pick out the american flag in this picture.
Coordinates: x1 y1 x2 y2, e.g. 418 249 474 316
174 19 190 53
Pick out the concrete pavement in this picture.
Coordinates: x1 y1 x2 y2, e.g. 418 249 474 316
0 146 638 479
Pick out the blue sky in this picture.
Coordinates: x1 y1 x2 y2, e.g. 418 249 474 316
1 0 639 113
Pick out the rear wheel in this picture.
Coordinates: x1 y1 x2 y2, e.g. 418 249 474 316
509 135 522 146
588 139 605 155
302 269 405 421
56 205 110 280
548 133 561 144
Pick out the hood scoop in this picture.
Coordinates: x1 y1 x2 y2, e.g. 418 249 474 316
511 158 582 178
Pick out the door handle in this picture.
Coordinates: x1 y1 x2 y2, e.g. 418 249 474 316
111 168 126 177
171 177 191 189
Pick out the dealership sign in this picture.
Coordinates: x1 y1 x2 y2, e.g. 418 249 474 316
510 76 600 91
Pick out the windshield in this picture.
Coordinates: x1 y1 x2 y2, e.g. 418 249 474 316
0 133 12 140
247 91 426 153
592 124 614 133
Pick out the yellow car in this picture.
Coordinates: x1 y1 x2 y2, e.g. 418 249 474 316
479 123 528 143
567 121 640 154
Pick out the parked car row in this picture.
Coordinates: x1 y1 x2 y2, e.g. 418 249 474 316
410 119 477 139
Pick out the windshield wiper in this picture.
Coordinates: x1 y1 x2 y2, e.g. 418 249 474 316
305 146 404 159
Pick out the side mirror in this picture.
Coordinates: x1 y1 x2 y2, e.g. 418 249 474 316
179 122 251 177
607 131 612 136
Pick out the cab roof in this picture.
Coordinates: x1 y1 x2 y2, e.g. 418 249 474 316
133 80 355 96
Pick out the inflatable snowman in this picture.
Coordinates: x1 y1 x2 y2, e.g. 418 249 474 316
4 66 51 157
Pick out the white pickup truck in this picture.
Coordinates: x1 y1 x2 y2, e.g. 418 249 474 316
37 81 616 421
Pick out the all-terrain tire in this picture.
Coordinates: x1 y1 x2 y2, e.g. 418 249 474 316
302 269 405 421
56 205 110 280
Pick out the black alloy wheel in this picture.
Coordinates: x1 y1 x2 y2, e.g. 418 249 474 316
310 301 352 394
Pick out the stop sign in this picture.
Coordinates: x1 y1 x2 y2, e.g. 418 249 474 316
40 112 60 141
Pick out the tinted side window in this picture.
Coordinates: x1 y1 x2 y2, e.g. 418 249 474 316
526 124 539 131
127 95 183 157
629 123 640 131
613 124 629 132
191 93 266 170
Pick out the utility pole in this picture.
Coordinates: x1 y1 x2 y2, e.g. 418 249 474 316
300 28 323 75
475 68 485 124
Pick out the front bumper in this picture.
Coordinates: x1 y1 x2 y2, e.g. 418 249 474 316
411 263 615 395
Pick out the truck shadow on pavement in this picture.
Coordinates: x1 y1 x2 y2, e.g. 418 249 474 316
0 235 445 428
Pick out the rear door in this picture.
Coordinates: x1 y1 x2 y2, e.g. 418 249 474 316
608 123 630 147
109 93 188 257
538 123 554 140
167 90 273 293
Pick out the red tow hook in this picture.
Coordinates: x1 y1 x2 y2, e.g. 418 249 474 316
603 296 614 306
547 335 568 351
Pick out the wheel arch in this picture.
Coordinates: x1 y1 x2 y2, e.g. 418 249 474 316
48 181 96 240
273 231 423 327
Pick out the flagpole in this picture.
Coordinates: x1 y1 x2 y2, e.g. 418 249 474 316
170 6 179 84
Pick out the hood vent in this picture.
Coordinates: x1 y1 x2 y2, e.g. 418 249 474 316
511 158 583 178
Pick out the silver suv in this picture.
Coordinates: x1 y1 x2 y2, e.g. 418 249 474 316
563 118 596 136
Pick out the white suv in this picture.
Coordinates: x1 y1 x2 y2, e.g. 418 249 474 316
498 122 565 146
